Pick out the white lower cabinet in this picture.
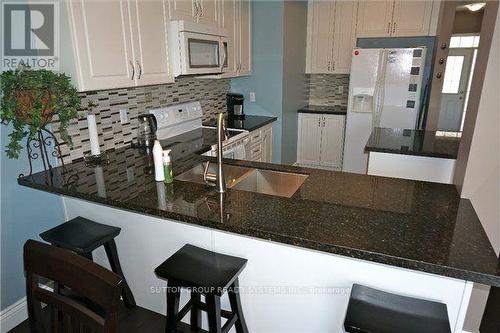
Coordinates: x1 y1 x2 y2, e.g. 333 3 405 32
248 124 272 163
297 113 345 169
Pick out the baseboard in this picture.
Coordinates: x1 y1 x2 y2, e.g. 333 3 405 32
0 297 27 333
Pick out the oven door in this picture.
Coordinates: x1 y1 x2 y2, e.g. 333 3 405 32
180 32 225 75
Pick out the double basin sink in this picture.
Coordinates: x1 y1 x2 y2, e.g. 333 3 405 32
176 163 308 198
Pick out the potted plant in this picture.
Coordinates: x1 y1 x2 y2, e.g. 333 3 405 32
0 68 80 159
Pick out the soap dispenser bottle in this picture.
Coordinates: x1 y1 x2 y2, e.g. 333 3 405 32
153 140 164 182
163 149 173 184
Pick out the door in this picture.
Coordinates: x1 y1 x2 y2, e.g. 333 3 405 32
198 0 219 27
238 0 251 75
307 0 334 73
391 1 432 37
438 48 474 131
331 1 358 74
297 114 322 165
129 0 173 86
356 1 394 38
221 0 238 74
169 0 196 22
68 1 135 91
261 126 273 163
320 115 345 169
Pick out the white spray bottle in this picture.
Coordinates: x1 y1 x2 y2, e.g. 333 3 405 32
153 140 164 182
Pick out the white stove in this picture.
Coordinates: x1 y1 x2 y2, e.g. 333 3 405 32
149 102 250 160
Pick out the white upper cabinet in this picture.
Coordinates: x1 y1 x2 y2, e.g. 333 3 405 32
306 0 334 73
169 0 220 26
208 0 251 78
129 0 172 86
168 0 197 22
67 1 135 91
356 0 434 38
306 0 357 74
391 1 433 37
332 1 358 74
66 0 173 92
197 0 220 26
221 0 238 73
238 0 251 76
356 1 394 37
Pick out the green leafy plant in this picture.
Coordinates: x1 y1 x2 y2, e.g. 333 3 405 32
0 68 80 159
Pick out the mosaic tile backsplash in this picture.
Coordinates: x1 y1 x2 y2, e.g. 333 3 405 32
306 74 350 107
52 77 230 162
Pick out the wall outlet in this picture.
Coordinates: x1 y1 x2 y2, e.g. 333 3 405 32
119 109 129 124
249 92 256 102
337 86 344 94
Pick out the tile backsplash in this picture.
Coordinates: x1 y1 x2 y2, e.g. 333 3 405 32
52 77 230 162
306 74 350 107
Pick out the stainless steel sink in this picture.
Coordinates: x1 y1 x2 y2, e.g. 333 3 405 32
176 163 308 198
229 168 308 198
175 163 254 188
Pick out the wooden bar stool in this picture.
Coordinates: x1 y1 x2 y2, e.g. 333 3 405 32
40 216 136 308
154 244 248 333
24 239 123 332
344 284 451 333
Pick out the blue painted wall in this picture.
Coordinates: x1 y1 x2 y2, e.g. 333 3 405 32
1 125 66 310
230 1 284 163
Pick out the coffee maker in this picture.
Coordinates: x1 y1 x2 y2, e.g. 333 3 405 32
227 93 245 118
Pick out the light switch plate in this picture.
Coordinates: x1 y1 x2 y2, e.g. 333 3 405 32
249 92 256 102
338 86 343 94
119 109 129 124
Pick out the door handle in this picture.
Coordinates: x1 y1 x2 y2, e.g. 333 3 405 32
198 1 203 17
392 21 396 34
387 22 391 34
136 60 142 79
129 60 135 80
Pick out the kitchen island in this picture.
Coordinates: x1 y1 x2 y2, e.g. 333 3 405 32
365 127 461 184
19 141 499 332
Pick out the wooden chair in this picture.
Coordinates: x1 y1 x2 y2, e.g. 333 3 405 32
24 239 123 333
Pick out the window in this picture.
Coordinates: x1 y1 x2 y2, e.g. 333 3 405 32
449 35 480 48
442 56 464 94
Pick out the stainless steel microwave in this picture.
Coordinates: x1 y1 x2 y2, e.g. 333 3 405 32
169 21 229 76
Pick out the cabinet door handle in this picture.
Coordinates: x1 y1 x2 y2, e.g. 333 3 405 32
129 60 135 80
136 60 142 79
387 22 391 34
392 21 396 34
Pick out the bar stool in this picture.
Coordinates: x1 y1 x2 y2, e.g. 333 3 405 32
344 284 451 333
40 216 136 308
154 244 248 333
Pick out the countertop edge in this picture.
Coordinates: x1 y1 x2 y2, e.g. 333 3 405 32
18 177 500 287
364 147 458 160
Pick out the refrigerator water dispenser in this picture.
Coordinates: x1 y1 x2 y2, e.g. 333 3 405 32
352 94 373 113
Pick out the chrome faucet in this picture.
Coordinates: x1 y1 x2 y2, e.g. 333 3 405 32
203 113 227 193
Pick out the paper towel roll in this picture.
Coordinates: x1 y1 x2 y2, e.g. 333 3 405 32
87 114 100 155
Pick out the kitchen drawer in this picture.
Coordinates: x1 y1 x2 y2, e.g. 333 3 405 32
250 145 262 159
249 130 262 144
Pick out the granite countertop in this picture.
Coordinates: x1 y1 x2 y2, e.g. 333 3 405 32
365 127 461 159
298 105 347 115
203 115 277 132
19 146 500 286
